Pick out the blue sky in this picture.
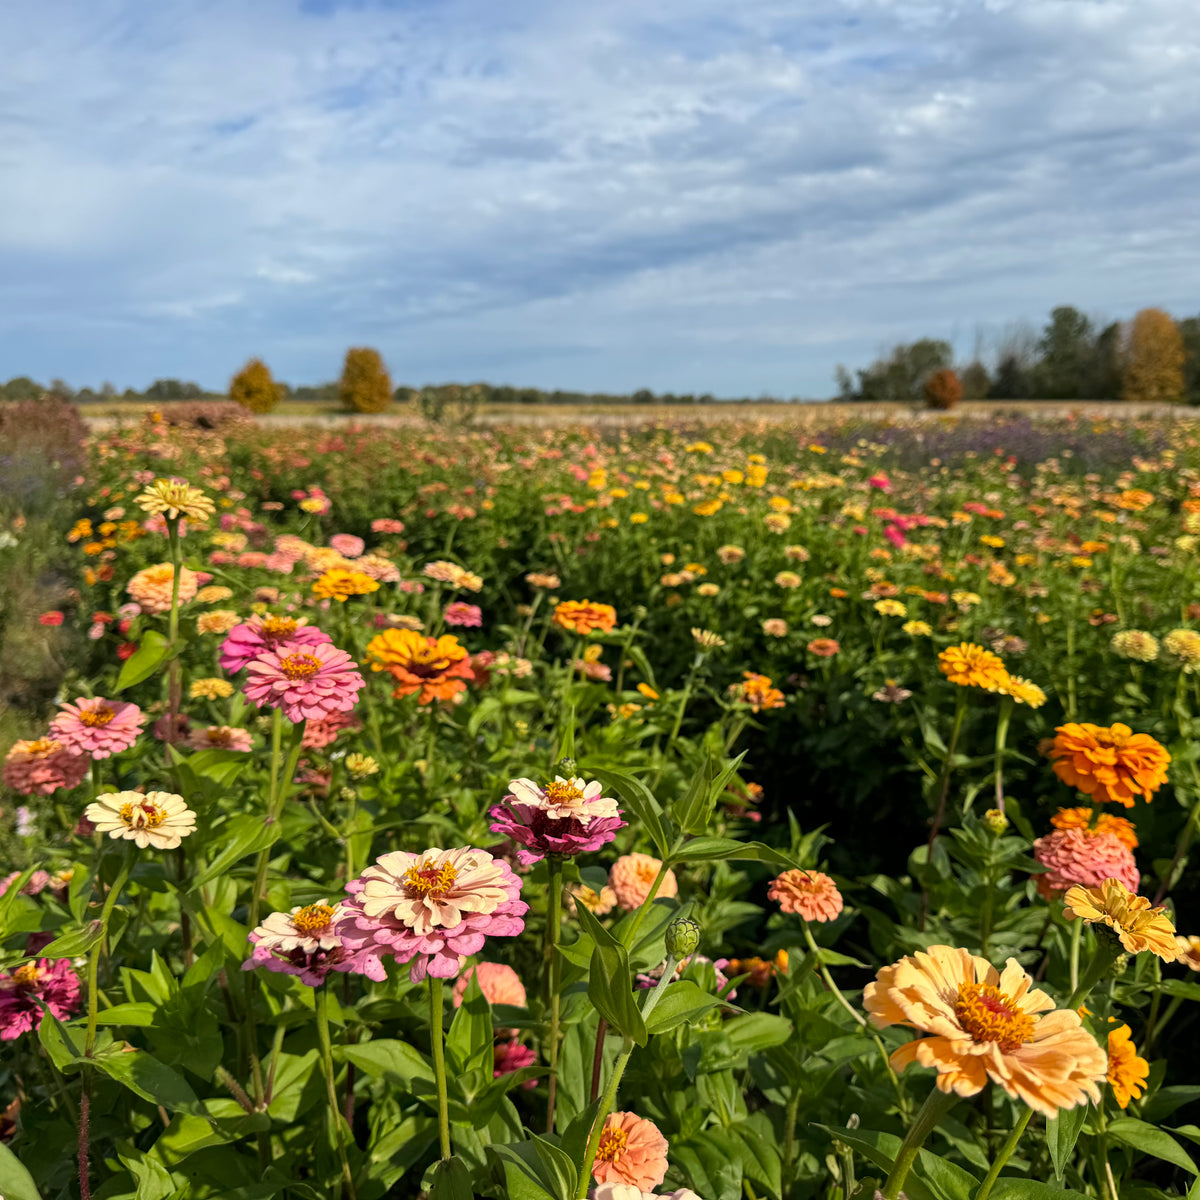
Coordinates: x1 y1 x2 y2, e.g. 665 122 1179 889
2 0 1198 398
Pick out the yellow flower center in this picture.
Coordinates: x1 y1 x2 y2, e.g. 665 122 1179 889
26 738 61 756
79 705 116 727
12 962 40 987
1091 729 1128 749
403 859 459 898
119 801 165 829
279 653 321 680
261 616 299 639
293 903 335 936
595 1128 628 1163
954 982 1036 1052
543 781 584 806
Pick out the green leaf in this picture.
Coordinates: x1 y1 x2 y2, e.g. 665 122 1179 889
91 1044 202 1113
810 1126 936 1200
669 837 796 867
193 814 283 888
722 1013 792 1052
0 1142 42 1200
1107 1117 1198 1174
446 970 494 1080
114 630 171 692
430 1156 474 1200
575 903 647 1046
37 920 104 959
487 1143 563 1200
581 764 671 859
1046 1104 1089 1182
643 980 724 1035
987 1183 1093 1200
914 1149 978 1200
557 706 576 764
340 1039 434 1087
90 1002 159 1027
673 750 746 836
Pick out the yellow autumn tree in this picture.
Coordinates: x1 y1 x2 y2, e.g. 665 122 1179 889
339 347 392 413
1122 308 1185 403
229 358 283 414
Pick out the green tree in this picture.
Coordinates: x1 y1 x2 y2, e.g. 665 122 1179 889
1179 316 1200 405
339 347 392 413
846 339 952 403
229 358 283 414
1121 308 1185 403
1032 306 1093 399
1082 321 1123 399
4 376 43 401
960 361 991 400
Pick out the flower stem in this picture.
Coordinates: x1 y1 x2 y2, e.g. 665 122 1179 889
249 717 305 929
545 854 564 1133
993 697 1012 815
973 1108 1034 1200
428 976 451 1161
621 856 675 947
920 690 967 930
879 1086 958 1200
1066 939 1119 1009
315 985 356 1200
165 516 183 754
1067 915 1083 995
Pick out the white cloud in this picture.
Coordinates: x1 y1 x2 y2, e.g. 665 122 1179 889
0 0 1198 394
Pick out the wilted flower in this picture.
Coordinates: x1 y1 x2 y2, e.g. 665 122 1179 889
691 628 726 650
84 791 197 850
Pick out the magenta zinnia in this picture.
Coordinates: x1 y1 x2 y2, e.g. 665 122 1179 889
0 959 81 1040
243 639 365 723
50 696 144 759
338 847 528 981
489 775 625 865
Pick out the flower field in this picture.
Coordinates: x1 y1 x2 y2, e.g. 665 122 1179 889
5 409 1200 1200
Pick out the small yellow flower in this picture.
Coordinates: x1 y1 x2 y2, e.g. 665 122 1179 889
693 499 723 517
196 585 234 604
697 582 720 597
313 569 380 602
190 678 234 700
637 683 659 701
902 620 932 636
196 610 240 635
345 753 380 778
1063 879 1176 961
874 599 907 618
630 512 648 524
135 479 215 523
998 675 1047 708
299 497 327 513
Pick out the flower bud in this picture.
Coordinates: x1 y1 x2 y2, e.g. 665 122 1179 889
983 808 1009 835
665 916 700 958
555 757 577 777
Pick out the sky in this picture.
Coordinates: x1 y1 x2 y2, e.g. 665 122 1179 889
1 0 1199 399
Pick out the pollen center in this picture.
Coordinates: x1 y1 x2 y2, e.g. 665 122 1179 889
403 859 459 898
262 616 299 640
595 1128 628 1163
293 903 335 936
543 781 584 806
954 982 1036 1052
80 706 116 727
279 653 321 680
119 801 165 829
12 963 40 987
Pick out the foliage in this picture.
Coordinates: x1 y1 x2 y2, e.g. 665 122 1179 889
339 347 394 414
923 367 962 410
1122 309 1186 403
837 339 953 403
229 358 283 414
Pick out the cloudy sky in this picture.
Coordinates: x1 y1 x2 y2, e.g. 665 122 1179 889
2 0 1198 398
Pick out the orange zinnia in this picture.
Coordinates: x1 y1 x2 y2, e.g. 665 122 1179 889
1048 723 1169 808
864 945 1105 1118
1106 1024 1149 1109
738 672 785 712
1050 806 1138 850
937 643 1009 691
364 629 474 704
553 599 617 635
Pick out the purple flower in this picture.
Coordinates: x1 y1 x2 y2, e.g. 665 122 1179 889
488 776 625 865
0 959 81 1040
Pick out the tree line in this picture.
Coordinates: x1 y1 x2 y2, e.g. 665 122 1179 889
835 305 1200 405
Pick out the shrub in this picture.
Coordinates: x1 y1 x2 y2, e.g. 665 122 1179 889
1122 308 1185 403
924 367 963 410
229 358 283 414
339 347 392 414
158 401 253 431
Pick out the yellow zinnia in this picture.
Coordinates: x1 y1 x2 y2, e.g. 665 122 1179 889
1063 879 1177 961
938 643 1008 691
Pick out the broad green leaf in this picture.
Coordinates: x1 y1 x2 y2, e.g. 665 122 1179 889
90 1002 158 1027
575 903 647 1046
0 1142 42 1200
446 971 494 1080
1108 1117 1198 1174
340 1039 434 1086
1046 1104 1089 1182
487 1143 563 1200
914 1149 978 1200
91 1044 202 1113
581 764 670 859
669 837 796 868
988 1183 1093 1200
430 1156 474 1200
38 921 104 959
643 980 724 1035
722 1013 792 1052
114 630 171 692
193 814 282 888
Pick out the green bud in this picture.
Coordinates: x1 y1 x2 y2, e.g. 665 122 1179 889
1111 953 1130 978
339 786 357 803
983 808 1009 835
555 757 577 777
665 916 701 958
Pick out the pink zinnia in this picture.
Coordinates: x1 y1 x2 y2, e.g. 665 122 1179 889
768 869 843 922
494 1039 538 1084
453 961 527 1009
372 518 406 534
610 854 678 911
50 696 144 759
0 959 81 1040
591 1112 669 1190
302 710 361 750
219 614 332 673
187 725 253 752
1033 828 1139 900
444 602 483 628
338 847 528 982
243 900 382 987
1 738 88 795
243 640 365 723
490 776 625 865
330 534 365 558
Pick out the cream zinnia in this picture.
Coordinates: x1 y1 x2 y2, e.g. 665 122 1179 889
84 791 197 850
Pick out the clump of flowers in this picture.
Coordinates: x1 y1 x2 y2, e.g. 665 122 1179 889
0 959 81 1040
84 791 197 850
591 1112 670 1190
312 568 380 602
1048 723 1170 808
1111 630 1160 662
244 900 378 986
338 847 528 981
554 599 618 635
938 643 1009 691
1063 879 1177 960
220 615 332 673
769 869 843 922
127 563 199 614
364 629 475 704
864 945 1106 1117
1162 628 1200 673
2 738 89 795
1107 1023 1149 1109
243 640 365 723
1032 829 1138 899
489 775 625 865
610 853 677 910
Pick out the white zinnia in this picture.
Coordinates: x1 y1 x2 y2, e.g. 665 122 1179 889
507 776 620 823
84 790 197 850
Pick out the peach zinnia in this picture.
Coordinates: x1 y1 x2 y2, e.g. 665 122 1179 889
1032 829 1138 899
1063 879 1177 960
554 599 618 635
864 945 1106 1117
1 738 89 795
127 563 199 615
364 628 475 704
937 643 1008 691
50 697 144 759
609 854 678 911
84 790 197 851
1048 723 1170 808
768 869 843 922
591 1112 669 1190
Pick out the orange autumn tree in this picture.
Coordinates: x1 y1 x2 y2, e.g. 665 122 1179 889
339 347 393 413
924 367 962 410
1121 308 1185 403
229 358 283 414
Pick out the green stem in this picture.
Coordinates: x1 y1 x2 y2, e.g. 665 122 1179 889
621 855 676 947
1066 939 1119 1009
85 856 131 1056
665 656 701 753
429 976 451 1161
993 697 1012 815
921 690 967 930
545 855 565 1133
973 1108 1034 1200
315 985 357 1200
880 1086 958 1200
1068 916 1083 996
165 517 183 755
249 717 304 929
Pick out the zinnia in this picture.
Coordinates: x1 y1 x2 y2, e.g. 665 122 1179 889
126 563 199 614
0 959 81 1040
1063 879 1177 960
135 479 215 522
219 615 332 674
1048 723 1170 808
84 790 197 850
364 628 474 704
610 854 678 910
554 599 618 635
1106 1023 1149 1109
243 640 365 723
244 900 380 986
864 945 1106 1117
2 738 88 795
737 672 785 712
187 725 253 752
1163 628 1200 673
591 1112 669 1190
444 602 483 628
938 643 1009 691
452 961 527 1009
490 776 625 865
338 847 528 981
768 869 843 922
49 697 143 760
312 568 380 602
1032 829 1138 899
1050 807 1138 850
